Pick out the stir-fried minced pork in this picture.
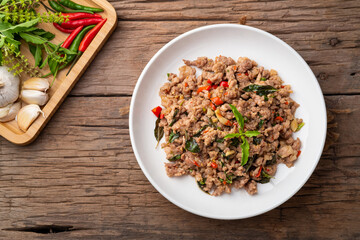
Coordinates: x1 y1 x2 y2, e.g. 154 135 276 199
157 56 303 196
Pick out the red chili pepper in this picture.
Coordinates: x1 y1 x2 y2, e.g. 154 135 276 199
220 81 229 88
53 23 75 33
285 101 289 105
61 12 102 21
211 97 224 105
297 150 301 157
207 79 212 84
211 162 218 169
245 72 249 76
223 181 227 185
61 25 83 49
281 85 285 88
184 82 188 87
197 85 211 94
210 102 216 111
67 19 107 76
194 161 200 167
275 116 284 122
160 113 164 119
60 18 103 29
212 85 218 89
255 166 263 178
151 106 162 118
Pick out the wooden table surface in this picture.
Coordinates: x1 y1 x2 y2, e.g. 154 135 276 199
1 0 359 239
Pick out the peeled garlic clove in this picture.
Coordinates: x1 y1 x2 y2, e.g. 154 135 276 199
0 102 21 122
17 104 45 132
22 77 49 92
21 90 49 106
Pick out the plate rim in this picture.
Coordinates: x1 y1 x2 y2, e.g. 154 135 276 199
129 23 327 220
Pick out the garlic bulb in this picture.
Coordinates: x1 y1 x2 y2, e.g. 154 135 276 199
22 77 49 92
21 90 49 106
0 102 21 122
0 66 20 108
17 104 44 132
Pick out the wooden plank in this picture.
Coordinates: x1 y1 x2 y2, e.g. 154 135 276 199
0 95 359 239
71 20 360 97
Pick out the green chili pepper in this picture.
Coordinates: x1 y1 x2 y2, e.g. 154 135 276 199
67 25 95 62
58 0 103 13
48 0 94 14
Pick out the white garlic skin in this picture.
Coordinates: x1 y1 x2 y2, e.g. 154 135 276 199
21 90 49 106
16 104 44 132
0 66 20 108
0 102 21 122
22 77 49 92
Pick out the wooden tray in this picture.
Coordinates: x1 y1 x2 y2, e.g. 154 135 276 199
0 0 117 145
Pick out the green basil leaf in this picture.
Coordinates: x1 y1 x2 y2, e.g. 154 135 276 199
244 156 254 173
34 44 42 67
168 154 181 161
224 133 240 139
3 19 39 34
229 104 244 132
168 130 180 143
48 58 59 76
193 125 208 137
19 32 47 44
244 131 261 138
169 108 179 127
197 179 210 194
265 154 277 166
0 50 3 66
39 55 48 69
154 117 164 148
185 138 200 153
258 119 264 129
30 29 55 40
240 136 249 166
58 47 77 55
0 37 5 48
253 137 262 145
230 138 240 147
215 138 224 143
243 84 278 96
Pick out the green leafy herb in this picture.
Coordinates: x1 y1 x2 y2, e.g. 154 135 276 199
260 77 267 81
253 137 262 145
258 119 264 129
154 118 164 148
34 44 42 67
215 138 224 143
197 179 209 194
208 117 217 129
230 138 240 147
168 130 180 143
244 156 255 172
224 104 260 166
185 138 200 153
168 154 181 161
296 122 305 131
265 154 277 166
193 125 208 137
243 84 278 96
169 108 179 127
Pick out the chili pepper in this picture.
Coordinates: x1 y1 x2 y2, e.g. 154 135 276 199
184 82 188 87
211 97 224 105
297 150 301 157
58 0 103 13
285 101 289 105
61 26 83 49
275 116 284 122
160 113 164 119
207 79 212 84
255 166 262 178
211 162 218 169
53 23 75 33
220 81 229 88
151 106 162 118
60 18 103 29
245 72 249 76
210 102 216 111
66 19 107 75
48 0 94 14
212 85 218 89
194 161 200 167
281 85 285 88
61 12 102 21
197 85 211 94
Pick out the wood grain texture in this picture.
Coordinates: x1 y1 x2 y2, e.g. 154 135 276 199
0 0 359 239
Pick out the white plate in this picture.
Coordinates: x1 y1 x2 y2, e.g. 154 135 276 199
129 24 327 220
